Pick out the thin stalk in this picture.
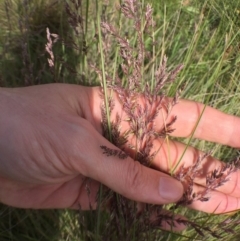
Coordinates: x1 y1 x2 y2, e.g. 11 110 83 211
166 135 172 172
85 0 89 35
160 4 166 64
79 1 87 84
140 0 145 87
82 0 89 73
191 203 222 240
112 3 122 84
150 14 155 93
161 109 172 170
95 1 112 238
96 184 103 240
171 104 207 175
96 0 112 142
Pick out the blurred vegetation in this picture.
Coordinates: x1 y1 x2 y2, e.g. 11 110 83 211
0 0 240 240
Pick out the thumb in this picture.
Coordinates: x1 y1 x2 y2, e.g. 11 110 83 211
82 130 184 205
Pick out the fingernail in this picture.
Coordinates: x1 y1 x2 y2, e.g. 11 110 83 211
159 176 183 202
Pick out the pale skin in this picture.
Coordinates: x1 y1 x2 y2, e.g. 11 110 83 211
0 83 240 217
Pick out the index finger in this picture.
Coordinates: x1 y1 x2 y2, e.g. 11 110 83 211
163 99 240 148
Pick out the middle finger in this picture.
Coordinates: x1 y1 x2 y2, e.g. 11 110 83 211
150 138 240 198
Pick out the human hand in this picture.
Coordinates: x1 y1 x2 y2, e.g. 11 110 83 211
0 84 182 209
0 84 239 216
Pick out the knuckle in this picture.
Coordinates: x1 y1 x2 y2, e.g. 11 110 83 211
125 161 144 194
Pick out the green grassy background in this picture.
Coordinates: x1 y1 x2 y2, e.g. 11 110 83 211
1 0 240 240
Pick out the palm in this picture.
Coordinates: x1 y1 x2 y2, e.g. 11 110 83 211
0 84 100 209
